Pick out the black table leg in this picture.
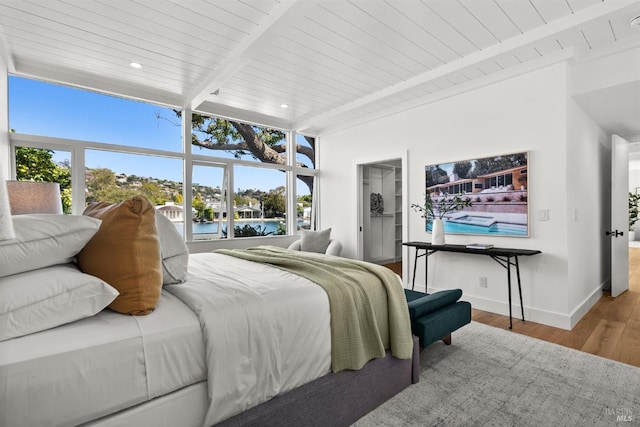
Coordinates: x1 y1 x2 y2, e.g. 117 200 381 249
403 243 539 330
425 250 428 290
412 248 418 290
515 256 524 322
507 255 513 329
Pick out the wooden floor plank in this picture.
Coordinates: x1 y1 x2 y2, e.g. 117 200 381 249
581 319 627 359
526 323 565 343
611 318 640 366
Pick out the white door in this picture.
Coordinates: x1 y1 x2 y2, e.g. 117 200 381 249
610 134 629 297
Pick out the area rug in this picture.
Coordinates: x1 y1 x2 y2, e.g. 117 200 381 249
354 321 640 426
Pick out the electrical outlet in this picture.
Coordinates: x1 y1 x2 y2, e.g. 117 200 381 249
479 277 488 288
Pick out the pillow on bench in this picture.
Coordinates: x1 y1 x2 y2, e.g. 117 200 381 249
300 228 331 253
406 289 463 319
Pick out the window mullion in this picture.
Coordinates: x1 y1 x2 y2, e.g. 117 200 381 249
182 108 193 242
226 164 234 239
287 131 297 234
72 146 85 215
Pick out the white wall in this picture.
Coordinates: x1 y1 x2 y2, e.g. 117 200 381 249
320 62 592 329
566 96 609 324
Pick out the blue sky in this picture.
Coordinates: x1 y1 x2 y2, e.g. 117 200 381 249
8 76 305 193
428 160 479 177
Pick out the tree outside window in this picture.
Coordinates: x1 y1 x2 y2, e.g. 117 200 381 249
14 146 72 214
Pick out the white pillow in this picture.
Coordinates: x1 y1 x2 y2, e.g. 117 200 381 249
155 211 189 285
0 214 102 278
0 264 119 341
300 228 332 253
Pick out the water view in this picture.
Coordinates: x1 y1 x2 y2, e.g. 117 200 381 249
173 219 308 238
193 220 283 235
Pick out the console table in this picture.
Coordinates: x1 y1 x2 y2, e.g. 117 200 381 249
403 242 541 329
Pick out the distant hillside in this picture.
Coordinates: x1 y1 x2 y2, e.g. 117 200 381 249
85 167 271 207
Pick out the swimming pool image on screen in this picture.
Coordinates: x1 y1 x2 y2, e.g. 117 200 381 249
423 151 529 237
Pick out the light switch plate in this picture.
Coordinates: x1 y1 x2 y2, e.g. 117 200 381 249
539 209 549 221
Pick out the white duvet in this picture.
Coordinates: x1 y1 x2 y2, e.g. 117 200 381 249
165 252 332 426
0 291 206 427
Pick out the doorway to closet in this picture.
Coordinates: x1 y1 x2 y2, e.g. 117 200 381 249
358 159 402 265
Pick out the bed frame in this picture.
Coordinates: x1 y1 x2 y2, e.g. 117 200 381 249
87 337 419 427
220 336 420 427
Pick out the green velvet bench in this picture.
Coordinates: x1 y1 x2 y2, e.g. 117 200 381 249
404 288 471 349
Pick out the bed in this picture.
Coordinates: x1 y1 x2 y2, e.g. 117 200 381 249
0 202 418 427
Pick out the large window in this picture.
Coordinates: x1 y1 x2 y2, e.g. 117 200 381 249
9 76 182 151
295 134 315 169
13 146 71 213
190 113 288 164
85 149 183 206
234 165 287 237
9 76 318 242
192 164 227 241
295 135 317 230
296 175 315 230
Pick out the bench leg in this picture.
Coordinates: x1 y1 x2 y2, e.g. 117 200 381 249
442 334 452 345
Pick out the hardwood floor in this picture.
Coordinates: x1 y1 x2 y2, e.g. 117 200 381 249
385 248 640 368
384 261 402 276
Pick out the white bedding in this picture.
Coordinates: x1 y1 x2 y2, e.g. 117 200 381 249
165 252 331 426
0 290 206 427
1 251 332 427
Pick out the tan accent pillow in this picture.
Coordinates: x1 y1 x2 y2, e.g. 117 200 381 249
77 195 162 315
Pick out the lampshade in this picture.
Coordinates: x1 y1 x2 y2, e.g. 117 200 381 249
0 178 15 241
6 181 63 215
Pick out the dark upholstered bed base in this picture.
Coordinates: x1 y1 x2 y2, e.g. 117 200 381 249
217 336 420 427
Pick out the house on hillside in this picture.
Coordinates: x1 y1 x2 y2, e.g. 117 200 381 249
156 202 183 222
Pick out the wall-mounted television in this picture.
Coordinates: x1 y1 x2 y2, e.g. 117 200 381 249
424 151 529 237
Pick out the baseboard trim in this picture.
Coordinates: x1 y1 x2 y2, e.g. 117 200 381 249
427 286 572 330
569 284 605 329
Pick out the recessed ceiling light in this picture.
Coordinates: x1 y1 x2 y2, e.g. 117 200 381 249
630 15 640 27
130 62 142 69
280 104 289 108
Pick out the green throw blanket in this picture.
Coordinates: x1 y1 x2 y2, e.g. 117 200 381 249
215 246 413 372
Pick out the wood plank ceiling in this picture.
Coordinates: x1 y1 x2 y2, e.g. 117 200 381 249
0 0 639 134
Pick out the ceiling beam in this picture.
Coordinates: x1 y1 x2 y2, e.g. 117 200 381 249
294 0 640 132
14 61 182 109
186 0 315 111
310 49 574 136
